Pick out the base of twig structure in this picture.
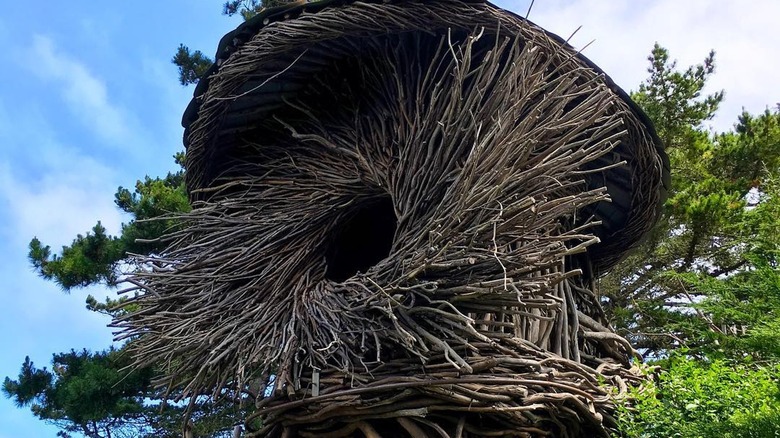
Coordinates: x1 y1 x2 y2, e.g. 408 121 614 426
248 283 645 437
115 1 668 437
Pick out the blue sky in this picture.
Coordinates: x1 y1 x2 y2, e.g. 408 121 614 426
0 1 778 436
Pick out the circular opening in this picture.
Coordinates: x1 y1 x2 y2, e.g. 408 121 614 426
325 195 397 282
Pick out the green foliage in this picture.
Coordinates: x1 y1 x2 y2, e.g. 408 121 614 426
714 109 780 195
29 223 125 289
618 356 780 437
115 170 190 255
172 44 213 86
3 349 153 438
611 108 780 358
3 357 52 409
28 167 189 291
632 43 723 150
602 45 780 360
675 251 780 360
2 350 245 438
222 0 264 19
223 0 303 19
85 294 135 318
608 45 780 438
178 1 309 85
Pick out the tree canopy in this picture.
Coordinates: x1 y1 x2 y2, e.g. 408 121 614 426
3 350 154 438
601 45 780 364
605 44 780 437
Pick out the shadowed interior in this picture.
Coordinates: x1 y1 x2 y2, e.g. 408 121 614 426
325 195 397 282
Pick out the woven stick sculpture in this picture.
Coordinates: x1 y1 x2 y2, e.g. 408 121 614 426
114 1 669 436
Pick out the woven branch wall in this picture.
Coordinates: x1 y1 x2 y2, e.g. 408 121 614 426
115 1 668 437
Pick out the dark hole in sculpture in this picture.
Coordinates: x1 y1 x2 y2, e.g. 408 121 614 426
325 195 397 282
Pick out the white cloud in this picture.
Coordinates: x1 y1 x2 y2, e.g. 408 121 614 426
0 98 125 252
495 0 780 132
0 157 124 252
24 35 133 144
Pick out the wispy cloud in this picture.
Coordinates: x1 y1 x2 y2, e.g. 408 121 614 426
0 103 120 399
0 97 125 251
0 158 124 251
497 0 780 132
0 103 119 438
24 35 133 144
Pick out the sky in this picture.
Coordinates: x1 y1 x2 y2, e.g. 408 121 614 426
0 1 778 436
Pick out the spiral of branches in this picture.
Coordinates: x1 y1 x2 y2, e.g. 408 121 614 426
114 2 665 436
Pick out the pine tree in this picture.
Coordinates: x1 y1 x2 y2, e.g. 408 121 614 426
601 45 780 360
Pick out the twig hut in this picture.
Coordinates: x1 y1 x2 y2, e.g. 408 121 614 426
116 0 669 436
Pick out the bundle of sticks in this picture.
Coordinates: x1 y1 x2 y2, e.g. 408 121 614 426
115 2 666 436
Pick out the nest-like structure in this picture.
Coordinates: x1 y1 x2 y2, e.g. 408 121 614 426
115 1 668 436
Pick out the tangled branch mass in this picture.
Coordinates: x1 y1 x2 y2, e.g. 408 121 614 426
114 1 668 436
